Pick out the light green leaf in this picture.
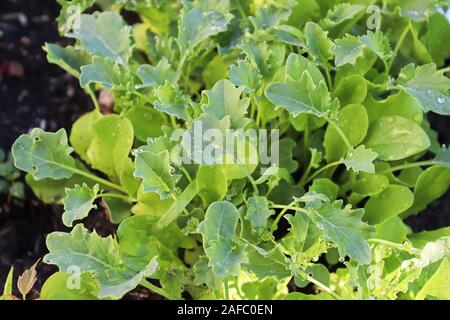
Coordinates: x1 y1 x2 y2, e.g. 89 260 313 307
193 256 222 290
309 178 339 201
201 80 250 129
405 166 450 216
80 56 128 89
285 53 325 85
40 272 99 300
70 110 102 163
360 30 392 60
62 183 99 227
12 128 75 180
265 71 335 117
432 145 450 168
364 116 430 161
44 224 157 299
45 43 92 78
364 185 414 225
245 196 274 236
102 197 132 224
304 22 334 66
333 35 364 67
311 200 375 264
205 237 248 278
198 201 239 248
324 104 369 162
153 82 191 120
177 6 229 56
2 266 14 297
333 74 367 106
196 165 228 205
87 115 134 180
134 150 180 199
397 63 450 115
124 105 167 142
342 145 378 174
136 58 180 88
228 60 261 93
70 12 131 63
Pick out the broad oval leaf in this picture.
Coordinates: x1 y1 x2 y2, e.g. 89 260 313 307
12 128 75 180
364 116 430 161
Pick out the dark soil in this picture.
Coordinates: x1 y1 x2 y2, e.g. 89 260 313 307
0 0 448 300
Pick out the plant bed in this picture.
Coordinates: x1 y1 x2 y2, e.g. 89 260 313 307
1 0 450 301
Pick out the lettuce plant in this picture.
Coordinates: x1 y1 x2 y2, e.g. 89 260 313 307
6 0 450 300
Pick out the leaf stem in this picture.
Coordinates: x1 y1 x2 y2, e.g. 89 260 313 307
324 68 333 91
179 165 193 183
296 270 342 300
224 280 230 300
87 86 100 113
437 66 450 74
269 200 301 233
387 24 410 72
368 239 417 252
379 160 435 174
99 193 132 201
306 161 341 184
327 119 352 150
59 164 127 194
140 279 178 300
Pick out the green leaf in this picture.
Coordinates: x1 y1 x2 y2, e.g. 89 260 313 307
405 166 450 216
205 237 248 278
365 91 423 124
433 145 450 168
196 165 228 205
40 272 99 300
193 256 222 290
134 149 180 199
80 56 128 89
201 80 250 129
198 201 239 248
364 185 414 225
2 266 14 297
137 58 180 88
321 3 365 31
309 178 339 201
333 35 364 67
45 43 92 78
124 105 167 142
62 183 99 227
342 145 378 174
103 197 132 224
70 12 131 64
397 63 450 115
285 53 325 85
228 60 261 93
333 74 367 106
153 82 191 120
304 22 334 67
310 200 375 264
155 180 197 229
265 71 335 117
324 104 369 162
360 30 392 60
245 196 274 236
12 128 75 180
375 216 408 244
44 224 158 299
177 5 229 57
364 116 430 161
87 115 134 180
70 110 102 163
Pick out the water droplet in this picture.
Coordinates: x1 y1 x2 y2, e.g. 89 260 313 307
437 97 445 104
